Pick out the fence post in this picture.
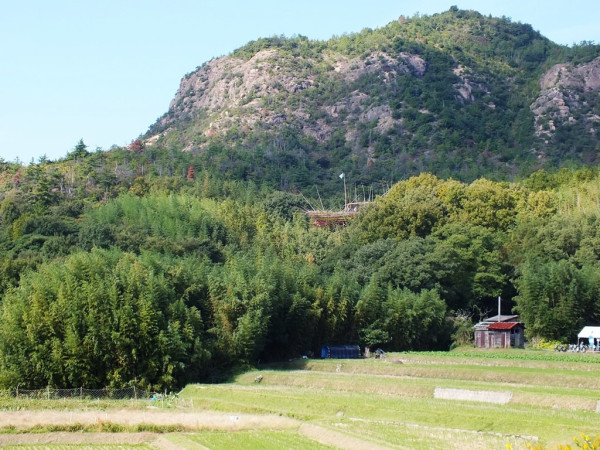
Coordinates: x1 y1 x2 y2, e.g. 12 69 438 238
80 387 82 399
134 386 137 400
47 386 50 400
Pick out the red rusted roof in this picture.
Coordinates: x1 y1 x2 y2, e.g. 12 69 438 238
487 322 520 330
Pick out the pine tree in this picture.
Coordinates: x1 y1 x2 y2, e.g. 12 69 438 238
69 139 89 160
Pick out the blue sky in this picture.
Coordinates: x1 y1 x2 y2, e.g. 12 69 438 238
0 0 598 163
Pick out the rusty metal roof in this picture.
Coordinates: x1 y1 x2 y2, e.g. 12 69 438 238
487 322 520 331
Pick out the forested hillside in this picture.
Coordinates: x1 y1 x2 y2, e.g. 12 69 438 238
1 7 600 390
146 7 600 195
1 143 600 389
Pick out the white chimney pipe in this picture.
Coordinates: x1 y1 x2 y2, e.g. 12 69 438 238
497 296 501 322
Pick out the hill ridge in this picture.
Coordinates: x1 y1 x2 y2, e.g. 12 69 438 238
142 8 600 188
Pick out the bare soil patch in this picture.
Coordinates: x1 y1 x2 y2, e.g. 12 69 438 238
0 409 300 447
0 431 157 446
433 387 512 404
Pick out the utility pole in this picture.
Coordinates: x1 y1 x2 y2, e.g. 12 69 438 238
343 174 347 209
339 173 347 209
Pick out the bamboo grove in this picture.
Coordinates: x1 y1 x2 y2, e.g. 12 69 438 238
1 151 600 390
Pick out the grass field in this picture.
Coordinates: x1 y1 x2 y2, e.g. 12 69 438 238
1 349 599 449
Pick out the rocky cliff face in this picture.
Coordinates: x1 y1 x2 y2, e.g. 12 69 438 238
143 10 600 182
149 48 437 152
531 57 600 141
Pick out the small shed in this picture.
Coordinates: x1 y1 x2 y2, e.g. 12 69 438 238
578 326 600 347
474 315 525 349
321 345 361 359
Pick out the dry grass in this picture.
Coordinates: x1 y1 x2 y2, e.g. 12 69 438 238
234 364 600 413
0 409 297 433
296 357 600 390
0 432 155 447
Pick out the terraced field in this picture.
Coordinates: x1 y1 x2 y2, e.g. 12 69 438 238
1 349 599 449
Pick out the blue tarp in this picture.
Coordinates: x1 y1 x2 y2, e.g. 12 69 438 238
321 345 361 359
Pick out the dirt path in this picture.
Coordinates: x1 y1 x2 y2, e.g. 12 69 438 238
0 432 157 446
0 432 213 448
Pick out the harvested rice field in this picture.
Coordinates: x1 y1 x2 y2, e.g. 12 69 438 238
1 349 599 449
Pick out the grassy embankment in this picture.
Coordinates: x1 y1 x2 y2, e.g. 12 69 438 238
178 349 600 449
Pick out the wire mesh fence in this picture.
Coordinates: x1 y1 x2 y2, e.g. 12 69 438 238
4 386 159 400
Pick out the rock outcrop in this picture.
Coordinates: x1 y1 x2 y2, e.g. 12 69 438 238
531 57 600 139
148 49 431 152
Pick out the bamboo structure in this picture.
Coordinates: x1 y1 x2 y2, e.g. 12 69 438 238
306 201 370 227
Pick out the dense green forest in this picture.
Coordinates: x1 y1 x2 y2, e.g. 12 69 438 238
1 142 600 389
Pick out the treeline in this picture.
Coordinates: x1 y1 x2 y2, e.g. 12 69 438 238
1 154 600 389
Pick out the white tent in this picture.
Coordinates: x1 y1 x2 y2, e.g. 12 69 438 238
577 326 600 339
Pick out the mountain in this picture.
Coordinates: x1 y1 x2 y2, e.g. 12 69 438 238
143 7 600 192
2 8 600 390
